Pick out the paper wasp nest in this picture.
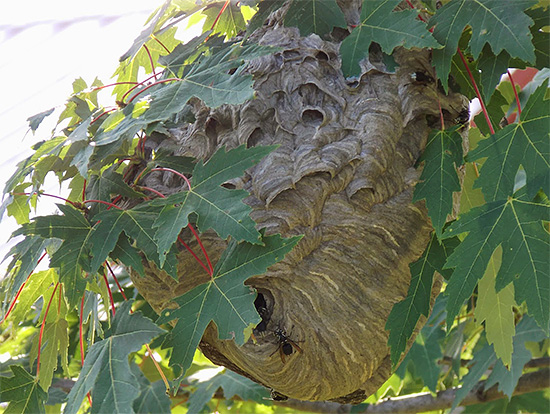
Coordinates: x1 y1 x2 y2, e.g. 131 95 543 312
130 15 468 403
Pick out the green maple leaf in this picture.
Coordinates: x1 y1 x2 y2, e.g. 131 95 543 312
478 45 512 103
86 165 144 217
152 145 275 265
474 246 516 367
413 127 464 237
143 41 275 121
484 316 548 398
15 204 94 307
386 235 457 365
2 237 57 303
6 269 56 326
130 364 171 414
27 108 55 134
203 2 247 39
64 301 165 414
452 344 497 410
453 316 548 410
396 297 447 393
442 189 550 331
246 0 284 36
429 0 537 91
479 7 550 98
187 370 270 414
91 101 149 147
4 136 66 194
29 319 70 390
459 128 486 215
0 366 48 414
113 26 180 100
283 0 347 37
88 203 178 278
467 80 550 202
157 233 301 380
340 0 439 77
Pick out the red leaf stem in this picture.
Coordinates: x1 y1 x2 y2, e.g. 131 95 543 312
187 223 213 276
102 271 116 317
78 293 93 408
13 192 79 208
82 179 87 203
1 252 48 324
120 72 162 103
146 168 212 275
151 34 171 54
36 282 60 378
457 49 495 135
91 108 117 125
138 185 166 198
83 199 123 210
127 78 181 104
507 69 522 118
151 167 192 190
92 82 138 92
177 235 211 275
79 293 86 366
106 262 127 301
142 44 158 81
109 195 123 209
210 0 230 32
140 134 148 155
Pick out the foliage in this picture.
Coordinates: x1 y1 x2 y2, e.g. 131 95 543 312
0 0 548 413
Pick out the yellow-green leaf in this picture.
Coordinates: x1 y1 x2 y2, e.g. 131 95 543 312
474 246 516 367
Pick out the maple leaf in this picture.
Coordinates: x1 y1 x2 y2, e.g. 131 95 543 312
283 0 347 37
157 233 301 379
429 0 537 91
64 301 165 414
452 316 548 410
340 0 440 77
413 127 464 237
467 80 550 202
484 316 548 398
2 235 55 304
27 108 55 134
30 319 70 390
130 364 171 414
6 269 56 326
85 165 144 217
143 41 276 122
442 188 550 331
202 2 246 39
459 128 486 215
114 26 181 100
88 203 178 278
474 247 516 367
386 235 457 365
396 297 447 393
15 204 94 308
187 370 270 414
0 366 48 414
151 145 276 265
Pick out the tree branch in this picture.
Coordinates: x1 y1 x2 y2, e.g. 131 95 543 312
50 367 549 413
274 368 550 414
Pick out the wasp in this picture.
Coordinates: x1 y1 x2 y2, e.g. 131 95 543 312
270 328 303 364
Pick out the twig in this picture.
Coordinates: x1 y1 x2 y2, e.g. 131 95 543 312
275 368 550 413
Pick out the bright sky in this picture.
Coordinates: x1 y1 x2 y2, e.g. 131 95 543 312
0 1 170 272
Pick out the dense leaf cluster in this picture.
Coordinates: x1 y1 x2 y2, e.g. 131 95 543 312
0 0 548 413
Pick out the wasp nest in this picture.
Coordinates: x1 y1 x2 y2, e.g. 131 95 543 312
130 19 467 403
